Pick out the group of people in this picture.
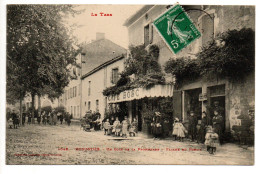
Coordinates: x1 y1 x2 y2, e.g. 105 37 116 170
38 111 72 126
7 110 73 128
170 109 224 154
7 110 20 129
103 116 138 138
80 110 102 131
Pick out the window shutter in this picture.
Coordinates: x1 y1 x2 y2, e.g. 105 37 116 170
110 70 113 84
149 23 153 44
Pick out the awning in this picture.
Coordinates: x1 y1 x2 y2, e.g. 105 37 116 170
107 84 174 104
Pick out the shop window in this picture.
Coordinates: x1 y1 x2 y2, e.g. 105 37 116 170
111 68 119 84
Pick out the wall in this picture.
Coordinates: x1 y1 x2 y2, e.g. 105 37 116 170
127 5 255 68
227 72 255 130
62 53 82 119
81 58 125 119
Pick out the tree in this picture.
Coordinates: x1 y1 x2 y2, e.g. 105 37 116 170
7 5 81 121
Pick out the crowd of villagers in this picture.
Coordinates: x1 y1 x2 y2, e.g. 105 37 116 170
80 110 138 138
7 107 73 128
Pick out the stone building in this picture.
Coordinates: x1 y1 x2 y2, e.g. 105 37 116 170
123 5 255 135
60 33 126 119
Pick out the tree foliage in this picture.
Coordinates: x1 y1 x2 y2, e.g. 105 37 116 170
103 44 166 96
164 28 255 87
7 5 81 103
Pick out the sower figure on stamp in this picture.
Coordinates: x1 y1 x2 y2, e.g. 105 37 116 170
166 14 192 45
212 110 224 145
188 111 197 142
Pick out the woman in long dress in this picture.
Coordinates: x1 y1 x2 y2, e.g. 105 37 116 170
121 116 129 138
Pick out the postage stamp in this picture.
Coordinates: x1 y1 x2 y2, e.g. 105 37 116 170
153 4 201 54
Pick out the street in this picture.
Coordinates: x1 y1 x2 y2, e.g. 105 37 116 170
6 123 254 165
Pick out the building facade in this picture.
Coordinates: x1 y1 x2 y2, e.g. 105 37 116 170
124 5 255 134
60 33 127 119
81 56 125 119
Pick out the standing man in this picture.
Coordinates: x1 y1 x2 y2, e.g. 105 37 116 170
11 110 18 129
212 110 224 144
53 112 57 125
188 111 197 142
211 101 224 118
22 112 26 126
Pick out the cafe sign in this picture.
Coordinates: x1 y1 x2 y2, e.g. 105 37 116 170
107 85 174 104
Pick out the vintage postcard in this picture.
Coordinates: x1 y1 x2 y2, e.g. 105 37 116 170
4 3 255 166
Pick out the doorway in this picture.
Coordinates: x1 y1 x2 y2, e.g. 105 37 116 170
208 84 226 131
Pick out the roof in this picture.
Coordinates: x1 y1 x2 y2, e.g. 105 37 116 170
81 55 125 80
80 39 127 76
123 5 154 27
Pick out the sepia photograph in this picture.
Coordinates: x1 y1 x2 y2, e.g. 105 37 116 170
3 2 255 166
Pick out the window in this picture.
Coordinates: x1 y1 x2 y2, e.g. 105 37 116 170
144 23 153 47
111 68 119 84
88 101 91 111
144 24 150 47
96 100 99 111
199 14 215 47
73 67 77 77
74 106 76 118
75 86 77 97
88 81 91 96
77 106 80 117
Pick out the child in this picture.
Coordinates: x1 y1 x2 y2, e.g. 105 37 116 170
113 117 121 137
177 120 187 142
103 119 110 135
172 118 179 140
205 126 219 155
129 118 138 137
8 118 13 129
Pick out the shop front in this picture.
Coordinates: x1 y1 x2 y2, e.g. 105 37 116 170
106 85 174 135
172 79 228 135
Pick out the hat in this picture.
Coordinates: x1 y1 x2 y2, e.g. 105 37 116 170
175 117 179 122
206 126 213 132
155 112 161 116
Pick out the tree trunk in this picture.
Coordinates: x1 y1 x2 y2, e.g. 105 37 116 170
19 93 23 125
31 92 35 124
38 95 41 118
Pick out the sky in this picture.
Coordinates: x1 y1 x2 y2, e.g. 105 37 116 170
66 5 144 49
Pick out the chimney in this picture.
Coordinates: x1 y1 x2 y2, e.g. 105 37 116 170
96 32 105 40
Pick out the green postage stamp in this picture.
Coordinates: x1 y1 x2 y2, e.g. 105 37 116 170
153 4 201 54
